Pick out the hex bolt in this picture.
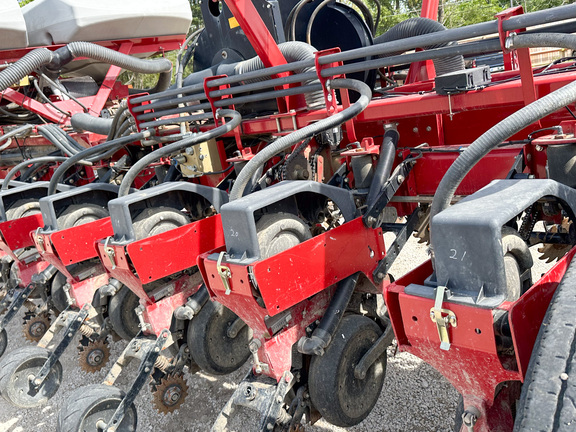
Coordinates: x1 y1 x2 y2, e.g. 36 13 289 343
267 423 274 430
154 347 160 352
377 272 385 280
145 367 150 373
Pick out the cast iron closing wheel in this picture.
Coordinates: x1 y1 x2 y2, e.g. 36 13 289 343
22 312 51 342
108 285 140 341
4 198 41 220
57 384 137 432
187 300 251 375
0 328 7 358
0 346 62 408
308 314 386 427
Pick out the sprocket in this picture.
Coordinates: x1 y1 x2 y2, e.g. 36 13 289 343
22 312 51 343
151 373 189 414
78 338 110 373
538 218 573 263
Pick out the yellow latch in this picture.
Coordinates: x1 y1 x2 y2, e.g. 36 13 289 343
429 285 457 351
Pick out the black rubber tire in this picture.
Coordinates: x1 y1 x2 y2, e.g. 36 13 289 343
187 301 251 375
50 271 69 314
108 285 140 341
501 227 533 301
513 259 576 432
56 203 109 230
0 346 62 408
4 198 41 220
0 328 7 358
132 206 189 241
57 384 137 432
256 212 312 259
308 314 386 427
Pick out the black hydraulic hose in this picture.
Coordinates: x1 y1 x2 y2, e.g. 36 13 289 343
430 32 576 224
320 3 576 65
37 125 78 157
1 156 88 190
366 127 400 209
71 113 113 135
297 273 360 356
229 78 371 201
48 132 148 195
107 102 129 141
117 109 241 197
48 41 172 75
0 48 53 92
374 17 464 76
128 69 173 95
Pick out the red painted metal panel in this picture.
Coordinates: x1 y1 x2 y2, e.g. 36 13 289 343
0 214 43 251
252 217 385 315
16 259 50 287
127 214 225 283
70 271 109 308
34 232 71 279
143 274 202 336
49 217 113 266
509 246 576 380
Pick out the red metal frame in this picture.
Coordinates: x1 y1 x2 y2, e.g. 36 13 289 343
96 214 225 304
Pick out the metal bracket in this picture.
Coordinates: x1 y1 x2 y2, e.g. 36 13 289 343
212 370 294 432
363 157 417 228
430 285 457 351
101 329 170 431
354 322 394 379
217 251 232 295
372 208 420 283
0 283 34 332
103 236 117 270
32 304 90 387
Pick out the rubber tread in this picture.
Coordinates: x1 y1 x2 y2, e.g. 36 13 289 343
0 346 62 407
57 384 136 432
514 258 576 431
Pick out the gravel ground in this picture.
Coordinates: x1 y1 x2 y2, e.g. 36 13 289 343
0 234 552 432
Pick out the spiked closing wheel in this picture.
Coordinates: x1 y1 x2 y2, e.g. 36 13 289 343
23 313 51 343
78 339 110 373
151 373 189 414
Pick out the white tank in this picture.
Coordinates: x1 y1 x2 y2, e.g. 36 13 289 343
23 0 192 47
0 0 28 49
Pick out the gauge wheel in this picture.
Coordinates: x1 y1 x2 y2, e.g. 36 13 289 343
0 346 62 408
308 314 386 427
108 285 140 341
187 300 251 375
57 384 137 432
